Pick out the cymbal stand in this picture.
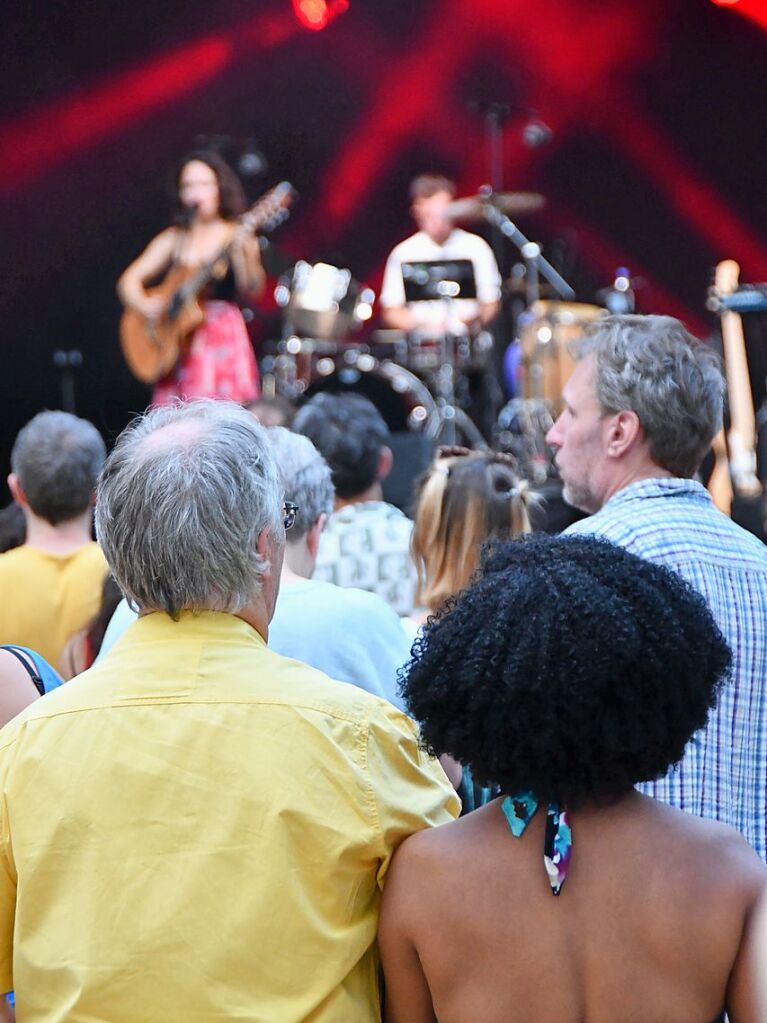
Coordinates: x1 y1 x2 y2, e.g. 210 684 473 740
482 200 575 306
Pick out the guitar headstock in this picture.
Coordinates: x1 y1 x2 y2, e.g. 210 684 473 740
714 259 741 298
240 182 296 236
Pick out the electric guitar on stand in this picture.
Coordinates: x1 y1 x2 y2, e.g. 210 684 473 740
120 182 295 384
709 259 763 524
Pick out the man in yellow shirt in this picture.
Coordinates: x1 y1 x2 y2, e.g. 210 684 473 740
0 399 459 1022
0 410 108 664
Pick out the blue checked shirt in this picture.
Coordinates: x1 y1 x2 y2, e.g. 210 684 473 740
565 477 767 860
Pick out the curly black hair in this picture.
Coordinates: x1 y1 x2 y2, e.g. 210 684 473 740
400 535 732 808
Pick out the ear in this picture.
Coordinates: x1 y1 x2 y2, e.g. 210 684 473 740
256 525 271 563
378 446 393 482
7 474 26 507
605 410 642 458
306 514 327 560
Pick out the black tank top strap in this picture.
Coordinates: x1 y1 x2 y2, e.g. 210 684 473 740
0 646 45 696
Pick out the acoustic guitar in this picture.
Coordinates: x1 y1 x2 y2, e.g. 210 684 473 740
120 181 295 384
712 259 762 502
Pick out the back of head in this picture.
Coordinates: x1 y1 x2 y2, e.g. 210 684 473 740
95 400 281 618
0 502 26 552
267 428 334 543
402 534 731 808
292 392 389 500
11 411 106 525
411 451 534 611
578 314 724 477
408 173 457 200
246 395 297 429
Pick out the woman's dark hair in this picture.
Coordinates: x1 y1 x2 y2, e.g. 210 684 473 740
400 535 732 809
85 575 124 663
172 150 246 223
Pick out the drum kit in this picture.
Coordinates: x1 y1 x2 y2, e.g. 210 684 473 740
262 189 607 458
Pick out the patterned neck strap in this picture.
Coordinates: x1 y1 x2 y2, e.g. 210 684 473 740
501 791 572 896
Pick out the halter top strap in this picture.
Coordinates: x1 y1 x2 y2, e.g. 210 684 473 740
501 792 572 896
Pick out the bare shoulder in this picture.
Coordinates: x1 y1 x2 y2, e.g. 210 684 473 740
648 799 767 900
389 802 496 878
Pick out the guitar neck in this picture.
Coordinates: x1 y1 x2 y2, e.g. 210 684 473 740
171 182 294 310
176 237 235 306
715 260 762 497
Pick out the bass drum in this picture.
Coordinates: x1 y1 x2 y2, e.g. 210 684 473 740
304 353 437 434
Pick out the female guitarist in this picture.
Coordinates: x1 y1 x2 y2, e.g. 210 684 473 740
117 151 265 405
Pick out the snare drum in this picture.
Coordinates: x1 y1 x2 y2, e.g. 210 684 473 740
304 350 437 434
275 261 374 341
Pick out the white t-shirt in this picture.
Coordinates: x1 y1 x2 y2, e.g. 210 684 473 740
379 228 501 334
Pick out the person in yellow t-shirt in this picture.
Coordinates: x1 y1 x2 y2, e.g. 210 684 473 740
0 410 108 665
0 399 459 1023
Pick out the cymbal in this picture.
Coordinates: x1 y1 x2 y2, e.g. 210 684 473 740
446 192 546 221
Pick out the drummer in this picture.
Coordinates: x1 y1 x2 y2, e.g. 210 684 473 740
379 174 501 337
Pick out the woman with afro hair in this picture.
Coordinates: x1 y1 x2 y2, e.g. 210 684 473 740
380 535 766 1023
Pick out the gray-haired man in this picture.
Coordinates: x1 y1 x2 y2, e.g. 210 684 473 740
546 314 767 860
0 400 458 1021
267 427 412 708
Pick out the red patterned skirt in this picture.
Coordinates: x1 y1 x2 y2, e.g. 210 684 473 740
152 301 260 406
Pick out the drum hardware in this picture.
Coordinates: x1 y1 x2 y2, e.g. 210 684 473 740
596 267 636 315
303 353 438 435
263 336 350 400
275 261 374 341
430 357 488 448
397 260 487 445
494 398 554 486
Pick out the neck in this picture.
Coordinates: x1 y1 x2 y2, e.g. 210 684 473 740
233 597 272 643
600 460 674 507
426 227 452 245
281 543 315 583
335 482 383 510
23 510 93 554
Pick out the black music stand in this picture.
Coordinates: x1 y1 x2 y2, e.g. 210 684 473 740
401 259 477 303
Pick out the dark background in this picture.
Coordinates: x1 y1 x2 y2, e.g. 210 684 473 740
2 0 766 491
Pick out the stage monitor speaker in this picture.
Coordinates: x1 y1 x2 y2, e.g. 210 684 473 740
382 432 436 513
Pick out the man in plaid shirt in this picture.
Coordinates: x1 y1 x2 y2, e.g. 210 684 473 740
547 313 767 860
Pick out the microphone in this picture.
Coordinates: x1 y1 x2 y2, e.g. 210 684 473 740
522 120 553 148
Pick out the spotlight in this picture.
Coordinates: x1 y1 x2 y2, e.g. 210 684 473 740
292 0 349 31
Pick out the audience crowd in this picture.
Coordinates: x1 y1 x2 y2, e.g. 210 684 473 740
0 313 764 1021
